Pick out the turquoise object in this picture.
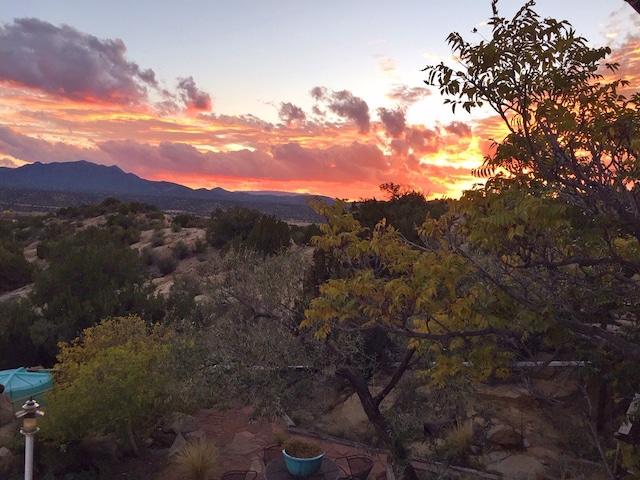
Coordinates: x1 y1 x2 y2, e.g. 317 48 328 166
0 367 53 408
282 450 325 477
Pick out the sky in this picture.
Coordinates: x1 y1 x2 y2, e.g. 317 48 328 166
0 1 638 201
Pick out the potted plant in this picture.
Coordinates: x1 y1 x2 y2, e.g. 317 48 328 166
282 439 325 476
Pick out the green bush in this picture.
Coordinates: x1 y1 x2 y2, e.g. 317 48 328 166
42 316 180 455
245 214 291 255
0 242 33 293
151 229 165 247
205 206 262 249
172 240 191 260
156 254 178 275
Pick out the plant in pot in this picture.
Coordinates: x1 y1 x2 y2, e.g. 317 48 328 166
282 439 325 476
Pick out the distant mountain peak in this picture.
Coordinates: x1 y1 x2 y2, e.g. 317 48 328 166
0 160 332 207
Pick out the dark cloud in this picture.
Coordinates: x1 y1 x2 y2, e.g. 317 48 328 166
310 87 370 134
0 18 158 104
444 121 472 137
404 126 442 154
310 86 327 101
177 76 212 111
278 102 306 127
386 85 431 106
327 90 370 134
377 107 406 138
389 138 409 155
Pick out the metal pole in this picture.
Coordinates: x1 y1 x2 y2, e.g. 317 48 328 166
23 431 34 480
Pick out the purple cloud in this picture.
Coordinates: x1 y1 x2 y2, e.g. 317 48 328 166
311 86 370 134
444 121 472 137
377 107 406 138
278 102 306 127
386 85 431 106
0 18 157 104
177 76 212 111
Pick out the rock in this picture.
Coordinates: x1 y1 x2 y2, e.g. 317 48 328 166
476 384 537 408
225 431 261 455
473 416 488 428
485 450 510 463
185 429 206 442
531 376 579 401
486 424 524 448
0 446 12 460
168 432 187 456
150 429 177 447
423 421 446 438
526 446 559 463
80 433 118 462
487 453 545 480
166 413 197 434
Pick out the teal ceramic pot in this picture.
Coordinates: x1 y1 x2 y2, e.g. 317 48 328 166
282 449 325 476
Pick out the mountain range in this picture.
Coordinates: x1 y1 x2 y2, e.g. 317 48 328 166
0 160 333 221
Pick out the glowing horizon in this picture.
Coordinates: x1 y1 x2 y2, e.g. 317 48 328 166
0 2 637 202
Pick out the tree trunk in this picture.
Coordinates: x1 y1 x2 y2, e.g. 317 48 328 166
336 364 419 480
126 419 140 457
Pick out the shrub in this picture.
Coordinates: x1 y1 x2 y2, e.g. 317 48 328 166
42 316 178 455
151 229 165 247
172 240 191 260
194 238 207 255
156 254 178 275
436 419 475 464
174 439 218 480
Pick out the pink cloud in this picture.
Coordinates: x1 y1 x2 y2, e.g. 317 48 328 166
177 76 212 112
0 18 157 105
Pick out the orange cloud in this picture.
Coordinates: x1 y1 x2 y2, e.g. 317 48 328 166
0 17 532 202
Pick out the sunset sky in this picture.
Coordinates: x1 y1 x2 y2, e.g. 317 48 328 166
0 1 638 201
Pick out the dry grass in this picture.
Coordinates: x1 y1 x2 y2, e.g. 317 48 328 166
440 419 475 459
174 438 219 480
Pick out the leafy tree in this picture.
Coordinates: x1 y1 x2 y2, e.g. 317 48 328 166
172 213 206 229
303 200 511 479
0 298 38 369
273 0 640 472
422 1 640 363
300 4 640 470
42 316 181 455
206 206 291 254
30 227 162 363
290 223 322 246
245 214 291 255
351 183 448 243
205 206 262 250
199 249 322 415
0 240 33 293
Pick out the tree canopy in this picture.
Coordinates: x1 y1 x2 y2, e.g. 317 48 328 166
422 0 640 364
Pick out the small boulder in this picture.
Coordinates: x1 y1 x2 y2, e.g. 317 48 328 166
488 453 545 480
166 413 197 434
169 432 187 456
486 424 524 448
0 446 12 461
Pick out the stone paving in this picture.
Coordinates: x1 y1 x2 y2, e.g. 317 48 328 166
158 405 388 480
